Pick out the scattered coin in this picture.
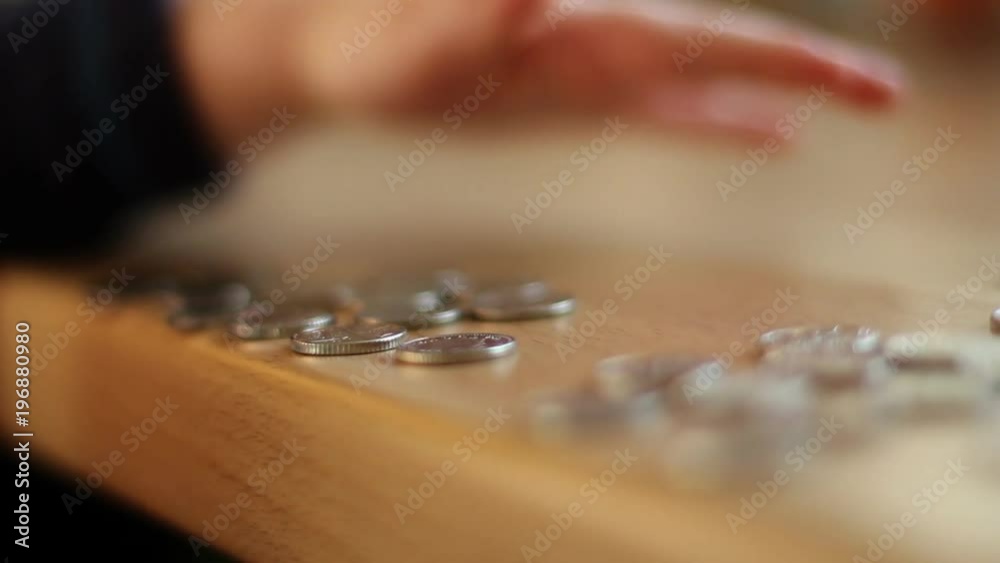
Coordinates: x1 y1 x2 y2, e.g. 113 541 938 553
470 289 576 321
229 306 335 340
758 325 881 356
291 323 407 356
592 354 711 402
475 279 549 301
395 332 517 364
358 297 462 329
363 270 472 307
882 332 983 372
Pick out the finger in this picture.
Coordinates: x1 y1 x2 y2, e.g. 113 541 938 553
635 80 796 142
550 0 904 108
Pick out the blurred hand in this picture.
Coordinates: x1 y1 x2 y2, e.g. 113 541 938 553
178 0 904 149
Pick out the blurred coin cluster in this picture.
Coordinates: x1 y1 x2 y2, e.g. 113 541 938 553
152 270 1000 486
160 270 579 365
528 323 1000 488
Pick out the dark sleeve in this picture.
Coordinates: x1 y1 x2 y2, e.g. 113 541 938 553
0 0 220 259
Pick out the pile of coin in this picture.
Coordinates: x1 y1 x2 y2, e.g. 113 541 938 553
523 324 1000 485
161 271 577 365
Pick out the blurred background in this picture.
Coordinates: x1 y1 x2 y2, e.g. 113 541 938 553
128 0 1000 289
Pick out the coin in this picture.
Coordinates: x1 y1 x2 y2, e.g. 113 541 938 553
290 323 407 356
229 306 334 340
757 325 881 356
395 332 517 364
475 279 549 300
992 308 1000 335
363 270 472 307
592 354 710 402
470 289 576 321
883 332 972 371
358 298 462 329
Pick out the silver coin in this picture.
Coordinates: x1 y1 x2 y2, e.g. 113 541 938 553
883 332 970 371
229 306 334 340
395 332 517 364
993 308 1000 335
470 290 576 321
363 270 472 307
290 323 407 356
757 325 881 355
592 354 710 402
358 298 462 329
475 279 549 301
